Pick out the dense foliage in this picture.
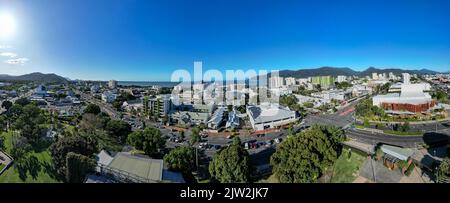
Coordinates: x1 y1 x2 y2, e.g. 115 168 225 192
164 146 196 181
208 143 251 183
65 152 96 183
279 94 305 112
437 158 450 181
355 98 385 118
84 104 101 115
270 125 344 183
335 81 353 90
127 127 165 157
49 135 97 178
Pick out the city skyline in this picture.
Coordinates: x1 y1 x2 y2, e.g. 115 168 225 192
0 0 449 81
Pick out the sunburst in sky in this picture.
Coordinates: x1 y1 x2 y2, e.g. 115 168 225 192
0 12 16 39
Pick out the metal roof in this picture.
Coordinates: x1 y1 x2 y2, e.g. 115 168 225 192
380 145 414 161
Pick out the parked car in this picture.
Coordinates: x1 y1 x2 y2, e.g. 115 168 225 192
274 138 281 144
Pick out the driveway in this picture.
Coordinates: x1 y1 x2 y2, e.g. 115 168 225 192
359 158 403 183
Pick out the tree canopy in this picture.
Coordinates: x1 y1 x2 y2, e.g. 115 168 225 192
1 100 13 110
49 135 97 177
438 158 450 182
65 152 96 183
190 127 201 145
84 104 101 115
208 144 251 183
270 125 344 183
105 119 132 144
127 127 165 157
14 97 30 106
11 104 46 142
164 146 196 181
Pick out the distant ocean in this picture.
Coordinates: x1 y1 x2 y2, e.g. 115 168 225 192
118 81 179 87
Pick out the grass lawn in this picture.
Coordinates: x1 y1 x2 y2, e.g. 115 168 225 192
0 164 4 171
0 132 61 183
330 149 366 183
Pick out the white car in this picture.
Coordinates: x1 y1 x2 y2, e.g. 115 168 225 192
274 138 281 144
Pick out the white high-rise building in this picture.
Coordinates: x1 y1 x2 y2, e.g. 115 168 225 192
108 80 118 89
336 75 347 83
372 73 378 80
269 76 284 88
402 73 410 85
285 77 296 86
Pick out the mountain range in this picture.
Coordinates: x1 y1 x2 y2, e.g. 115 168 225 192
278 67 443 78
0 72 69 83
0 67 446 83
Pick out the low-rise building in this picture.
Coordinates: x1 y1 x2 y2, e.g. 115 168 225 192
207 107 226 129
148 94 172 118
102 91 117 103
373 84 436 113
225 108 240 129
89 150 185 183
247 103 298 131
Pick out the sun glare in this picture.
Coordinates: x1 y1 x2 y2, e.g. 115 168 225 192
0 12 17 39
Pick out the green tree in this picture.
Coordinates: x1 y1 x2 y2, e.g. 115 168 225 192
279 94 299 110
79 113 107 134
105 120 132 144
1 100 13 110
112 100 123 111
10 135 32 162
363 119 370 128
163 146 196 181
437 158 450 182
15 97 30 106
0 115 6 132
190 127 201 145
127 127 165 157
65 152 96 183
435 90 447 101
12 104 45 142
84 104 101 115
232 136 241 146
208 144 251 183
49 135 97 177
270 125 344 183
127 131 144 149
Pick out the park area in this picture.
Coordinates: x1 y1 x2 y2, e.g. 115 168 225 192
0 131 61 183
329 149 367 183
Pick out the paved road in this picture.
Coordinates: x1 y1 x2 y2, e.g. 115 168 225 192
302 98 358 128
79 92 120 119
346 128 450 148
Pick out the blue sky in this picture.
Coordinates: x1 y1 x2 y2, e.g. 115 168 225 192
0 0 449 81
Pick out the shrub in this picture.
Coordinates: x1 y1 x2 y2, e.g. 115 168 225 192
405 163 415 176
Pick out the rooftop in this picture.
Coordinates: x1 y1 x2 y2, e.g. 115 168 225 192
247 103 296 124
380 145 414 161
